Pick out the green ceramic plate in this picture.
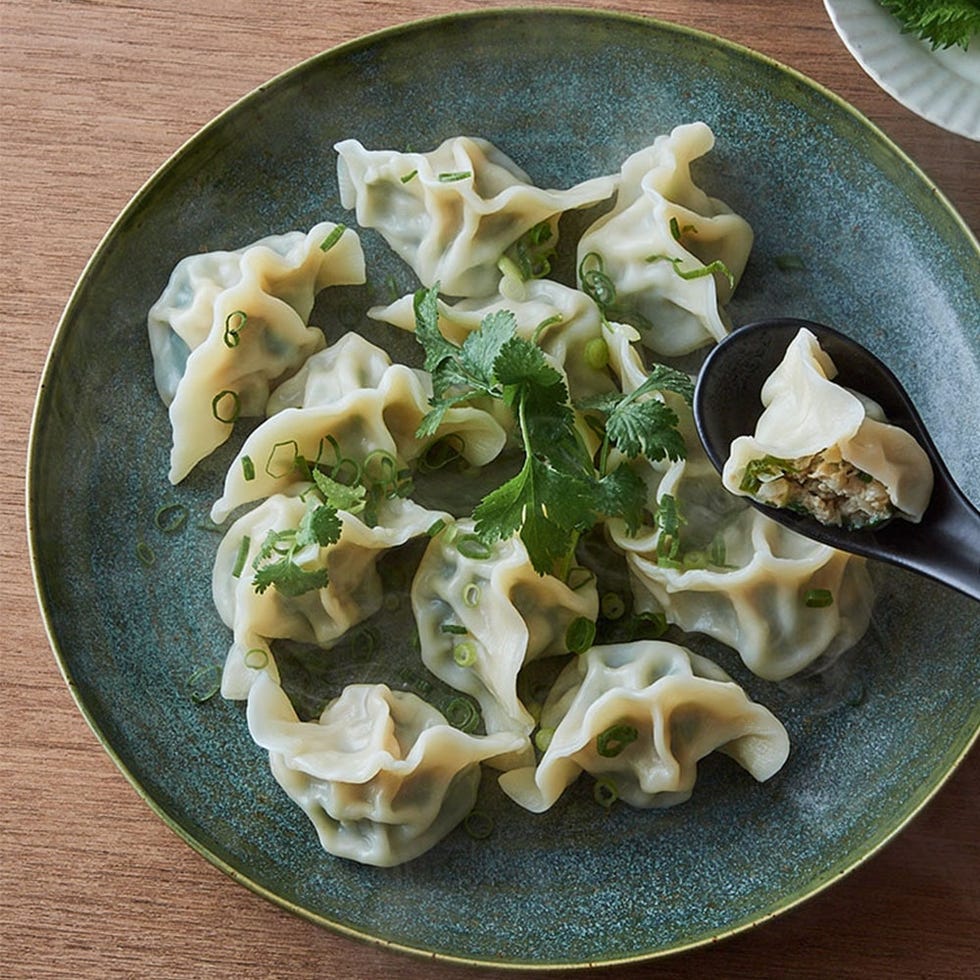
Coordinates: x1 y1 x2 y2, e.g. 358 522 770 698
29 7 980 969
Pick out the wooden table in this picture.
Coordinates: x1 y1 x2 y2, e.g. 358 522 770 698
3 2 977 977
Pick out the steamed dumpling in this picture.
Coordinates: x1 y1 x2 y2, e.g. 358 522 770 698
576 122 753 356
247 675 525 866
411 520 599 758
722 327 934 527
213 484 450 699
148 222 365 482
336 135 617 297
498 640 789 812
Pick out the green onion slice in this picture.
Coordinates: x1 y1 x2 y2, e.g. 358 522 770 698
154 502 188 533
135 541 156 569
243 648 269 670
456 534 493 561
452 640 478 668
438 171 471 182
231 535 251 578
211 389 240 424
565 616 596 655
593 777 619 809
804 588 834 608
319 224 346 252
186 663 222 703
222 310 248 348
596 723 639 758
463 810 494 840
443 696 481 733
600 592 626 621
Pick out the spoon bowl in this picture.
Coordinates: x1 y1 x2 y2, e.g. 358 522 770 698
693 318 980 601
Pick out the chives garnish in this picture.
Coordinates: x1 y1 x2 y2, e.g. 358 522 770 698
186 663 222 703
222 310 248 348
441 623 469 635
136 541 156 568
211 389 240 424
426 518 448 537
453 640 478 668
463 810 494 840
534 727 555 753
565 616 596 655
646 253 735 289
600 592 626 621
400 169 418 184
462 583 481 607
531 314 564 343
438 170 471 182
443 696 480 733
241 455 256 481
265 440 300 479
243 648 269 669
804 588 834 608
319 224 346 252
583 337 609 370
154 502 188 533
579 251 617 308
596 723 638 758
593 777 619 809
775 253 806 271
231 535 251 578
456 534 493 561
669 216 682 241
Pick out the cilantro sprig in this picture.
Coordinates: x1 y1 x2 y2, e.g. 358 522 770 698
413 284 691 577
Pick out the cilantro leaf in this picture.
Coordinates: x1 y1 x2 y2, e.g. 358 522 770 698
298 502 343 548
311 469 366 513
413 284 457 374
253 558 330 597
605 398 685 461
459 309 517 385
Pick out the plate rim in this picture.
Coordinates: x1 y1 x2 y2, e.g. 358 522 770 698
26 5 980 969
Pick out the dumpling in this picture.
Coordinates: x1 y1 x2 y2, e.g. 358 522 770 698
722 327 934 527
246 674 525 866
368 276 616 401
498 640 789 813
148 222 365 483
213 484 450 699
576 122 753 356
411 520 599 759
210 348 507 523
336 135 617 298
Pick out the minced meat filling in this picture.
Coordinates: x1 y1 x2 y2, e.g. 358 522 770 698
742 452 894 529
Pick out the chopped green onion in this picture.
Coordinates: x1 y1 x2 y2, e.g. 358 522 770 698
804 588 834 608
240 455 256 482
154 502 188 533
135 541 156 568
565 616 596 655
420 434 466 471
426 518 448 538
441 623 469 635
600 592 626 621
400 169 418 184
647 254 735 289
211 389 240 424
243 648 269 669
857 470 874 484
186 663 222 703
669 216 682 241
456 534 493 561
222 310 248 348
626 610 668 640
534 727 555 753
596 723 639 758
231 535 251 578
443 696 481 733
566 567 596 591
453 640 478 668
585 337 610 371
265 440 300 479
352 626 380 657
579 251 617 308
531 314 564 343
319 224 346 252
740 455 797 494
463 810 494 840
463 582 481 607
775 253 806 271
593 777 619 809
438 171 471 182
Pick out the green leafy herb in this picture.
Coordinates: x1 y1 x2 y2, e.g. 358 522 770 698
879 0 980 50
412 284 689 577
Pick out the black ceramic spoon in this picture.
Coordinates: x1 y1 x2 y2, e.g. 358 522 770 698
693 318 980 602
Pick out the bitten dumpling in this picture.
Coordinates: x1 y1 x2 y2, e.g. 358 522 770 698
411 521 599 759
246 674 525 866
576 122 753 356
336 135 617 298
602 333 873 681
722 328 934 527
498 640 789 813
148 222 365 482
213 484 450 699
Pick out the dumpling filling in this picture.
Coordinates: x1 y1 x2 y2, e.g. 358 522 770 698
740 450 895 529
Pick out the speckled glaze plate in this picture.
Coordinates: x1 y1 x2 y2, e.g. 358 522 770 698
28 7 980 969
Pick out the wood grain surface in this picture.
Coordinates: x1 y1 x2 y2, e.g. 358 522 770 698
2 2 977 978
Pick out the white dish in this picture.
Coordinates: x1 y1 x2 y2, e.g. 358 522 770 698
825 0 980 140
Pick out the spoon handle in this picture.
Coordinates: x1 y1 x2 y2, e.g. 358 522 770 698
883 465 980 602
